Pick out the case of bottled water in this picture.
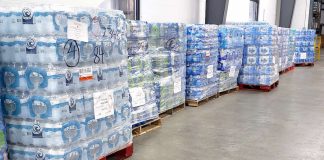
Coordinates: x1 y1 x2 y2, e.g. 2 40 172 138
0 4 132 159
149 23 186 113
293 28 316 64
238 22 279 86
218 25 244 92
186 24 219 100
127 20 159 125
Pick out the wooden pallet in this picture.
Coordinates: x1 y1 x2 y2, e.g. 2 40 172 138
239 81 279 92
279 66 295 75
132 118 161 137
186 93 219 107
99 143 133 160
159 103 185 119
219 86 239 96
295 63 314 67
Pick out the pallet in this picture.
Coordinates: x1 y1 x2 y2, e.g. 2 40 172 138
132 118 161 137
99 143 133 160
279 66 295 75
219 86 239 96
295 63 314 67
186 93 219 107
159 103 185 119
239 81 279 92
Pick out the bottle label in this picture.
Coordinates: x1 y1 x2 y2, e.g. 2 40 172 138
32 122 43 138
26 38 37 54
22 8 34 24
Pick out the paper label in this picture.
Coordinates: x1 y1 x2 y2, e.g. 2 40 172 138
93 90 115 120
67 20 89 42
206 51 211 57
207 65 213 79
300 52 307 59
79 67 93 81
272 56 276 64
229 66 236 77
171 52 175 65
129 87 146 107
173 77 182 94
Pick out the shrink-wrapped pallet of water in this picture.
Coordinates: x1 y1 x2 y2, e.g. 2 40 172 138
148 23 186 113
127 20 158 125
293 29 316 64
186 25 219 101
0 5 132 159
238 23 279 86
218 25 244 92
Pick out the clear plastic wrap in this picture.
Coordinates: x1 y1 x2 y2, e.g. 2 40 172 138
237 22 279 86
278 27 294 71
186 24 219 101
149 23 186 113
0 5 132 158
293 29 316 64
218 25 244 92
127 20 158 125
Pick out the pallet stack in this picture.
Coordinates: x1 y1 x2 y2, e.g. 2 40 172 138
127 21 159 127
238 23 280 91
149 23 187 114
218 25 244 94
293 29 316 66
185 25 219 107
1 6 132 159
278 27 293 73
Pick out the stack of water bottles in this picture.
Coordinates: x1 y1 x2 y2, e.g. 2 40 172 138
239 23 279 86
218 25 244 92
293 28 316 64
0 5 132 159
127 20 158 125
186 25 219 100
278 27 290 72
149 23 186 113
287 29 296 68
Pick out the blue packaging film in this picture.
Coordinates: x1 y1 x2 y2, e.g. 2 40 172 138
237 22 279 86
218 25 244 92
0 5 132 159
293 28 315 64
149 23 186 113
186 24 219 100
127 20 159 125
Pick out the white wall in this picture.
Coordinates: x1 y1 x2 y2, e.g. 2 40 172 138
258 0 278 25
226 0 250 23
291 0 311 29
140 0 205 24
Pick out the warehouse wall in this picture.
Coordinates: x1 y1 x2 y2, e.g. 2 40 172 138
291 0 311 29
140 0 205 24
226 0 250 23
258 0 278 25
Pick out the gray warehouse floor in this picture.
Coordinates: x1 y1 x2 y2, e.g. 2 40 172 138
131 58 324 160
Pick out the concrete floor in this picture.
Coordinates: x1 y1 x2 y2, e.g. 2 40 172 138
131 58 324 160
